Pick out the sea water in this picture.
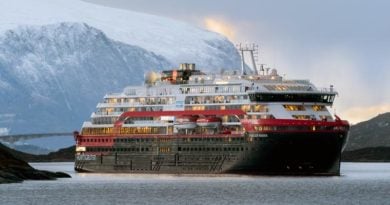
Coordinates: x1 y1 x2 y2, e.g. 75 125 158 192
0 162 389 205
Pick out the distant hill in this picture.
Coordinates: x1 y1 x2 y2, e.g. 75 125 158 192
6 144 54 155
5 145 75 162
341 112 390 162
344 112 390 151
342 147 390 162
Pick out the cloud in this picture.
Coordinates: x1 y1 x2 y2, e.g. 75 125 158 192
203 17 236 41
340 103 390 124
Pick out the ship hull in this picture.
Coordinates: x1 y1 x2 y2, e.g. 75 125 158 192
75 131 348 175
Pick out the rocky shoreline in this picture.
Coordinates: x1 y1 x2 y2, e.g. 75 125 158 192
0 143 71 184
342 147 390 162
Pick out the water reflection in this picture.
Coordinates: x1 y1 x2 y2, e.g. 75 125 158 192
0 162 388 205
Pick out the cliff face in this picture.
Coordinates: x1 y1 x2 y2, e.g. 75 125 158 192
0 143 70 184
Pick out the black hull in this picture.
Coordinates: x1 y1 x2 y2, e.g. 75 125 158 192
75 131 348 176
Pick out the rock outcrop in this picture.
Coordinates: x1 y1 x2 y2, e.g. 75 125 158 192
0 143 70 184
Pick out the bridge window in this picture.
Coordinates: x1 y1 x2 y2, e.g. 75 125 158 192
283 105 305 111
292 115 312 120
312 105 327 111
249 93 335 104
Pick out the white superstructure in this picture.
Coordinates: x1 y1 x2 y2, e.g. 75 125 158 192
81 62 337 136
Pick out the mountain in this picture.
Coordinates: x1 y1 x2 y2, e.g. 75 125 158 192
0 0 241 70
0 0 241 135
0 22 172 134
344 112 390 151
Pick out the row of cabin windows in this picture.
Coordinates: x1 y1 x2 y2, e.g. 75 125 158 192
92 117 118 124
180 85 243 94
80 138 159 143
185 95 250 104
183 137 246 142
253 125 347 131
80 137 250 143
81 127 164 135
292 115 332 120
117 127 163 134
86 147 150 152
178 147 249 152
81 128 113 135
85 146 256 153
283 104 328 112
184 104 268 113
99 106 164 115
114 138 156 143
104 97 175 105
81 138 112 143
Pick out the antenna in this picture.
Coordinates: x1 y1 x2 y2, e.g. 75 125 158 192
236 43 260 75
258 63 266 75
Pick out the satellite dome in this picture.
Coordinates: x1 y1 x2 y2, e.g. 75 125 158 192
270 69 278 76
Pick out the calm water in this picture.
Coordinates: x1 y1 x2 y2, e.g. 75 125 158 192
1 162 389 205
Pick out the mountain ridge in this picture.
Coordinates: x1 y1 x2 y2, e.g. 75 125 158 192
0 0 241 69
344 112 390 151
0 21 241 135
0 22 172 134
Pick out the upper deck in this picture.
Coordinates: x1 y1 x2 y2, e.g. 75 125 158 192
103 63 337 100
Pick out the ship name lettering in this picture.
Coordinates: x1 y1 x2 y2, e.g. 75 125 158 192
76 154 97 161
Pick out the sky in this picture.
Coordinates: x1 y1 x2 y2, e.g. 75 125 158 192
85 0 390 124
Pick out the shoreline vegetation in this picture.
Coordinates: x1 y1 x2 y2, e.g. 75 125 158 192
0 143 70 184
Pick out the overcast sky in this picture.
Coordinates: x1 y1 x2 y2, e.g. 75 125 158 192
85 0 389 123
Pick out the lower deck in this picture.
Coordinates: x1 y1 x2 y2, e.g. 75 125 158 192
75 131 348 175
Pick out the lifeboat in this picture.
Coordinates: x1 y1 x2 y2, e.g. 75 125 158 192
196 116 222 128
174 115 198 129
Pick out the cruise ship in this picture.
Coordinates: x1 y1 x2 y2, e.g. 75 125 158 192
74 46 349 175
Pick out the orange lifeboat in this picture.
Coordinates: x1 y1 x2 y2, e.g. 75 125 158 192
174 115 198 129
196 116 222 128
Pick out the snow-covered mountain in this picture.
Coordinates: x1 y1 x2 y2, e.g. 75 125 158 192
0 0 241 135
0 22 172 134
0 0 240 69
